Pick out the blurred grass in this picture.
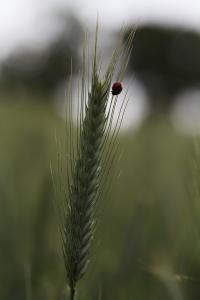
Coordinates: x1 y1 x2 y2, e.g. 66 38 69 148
0 98 200 300
0 98 66 300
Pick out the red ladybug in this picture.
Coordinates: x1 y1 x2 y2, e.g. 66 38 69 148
111 82 123 95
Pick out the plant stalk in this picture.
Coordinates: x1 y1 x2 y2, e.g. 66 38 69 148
70 285 76 300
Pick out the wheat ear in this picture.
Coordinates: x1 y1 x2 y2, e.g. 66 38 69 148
53 25 135 300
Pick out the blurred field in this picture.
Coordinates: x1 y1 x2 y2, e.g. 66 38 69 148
0 94 200 300
0 97 65 300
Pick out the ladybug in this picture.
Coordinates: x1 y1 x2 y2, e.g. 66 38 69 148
111 82 123 95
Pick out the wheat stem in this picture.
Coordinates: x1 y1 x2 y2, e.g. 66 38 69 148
70 284 76 300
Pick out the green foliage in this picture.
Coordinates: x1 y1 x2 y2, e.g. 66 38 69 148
0 100 65 300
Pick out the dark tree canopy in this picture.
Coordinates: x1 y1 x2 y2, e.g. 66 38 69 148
0 15 82 97
127 24 200 112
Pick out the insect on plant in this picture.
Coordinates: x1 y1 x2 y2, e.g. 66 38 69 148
111 81 123 95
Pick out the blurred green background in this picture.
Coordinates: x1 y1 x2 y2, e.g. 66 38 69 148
1 4 200 300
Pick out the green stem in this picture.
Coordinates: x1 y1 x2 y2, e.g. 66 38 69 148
70 285 76 300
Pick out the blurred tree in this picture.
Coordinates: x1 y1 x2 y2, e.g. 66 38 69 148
0 14 82 97
127 25 200 113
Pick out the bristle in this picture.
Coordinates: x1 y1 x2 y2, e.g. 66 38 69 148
53 25 134 300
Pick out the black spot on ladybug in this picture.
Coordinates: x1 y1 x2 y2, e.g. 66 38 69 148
111 82 123 95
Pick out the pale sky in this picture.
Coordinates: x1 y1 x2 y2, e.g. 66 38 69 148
68 0 200 30
1 0 200 60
